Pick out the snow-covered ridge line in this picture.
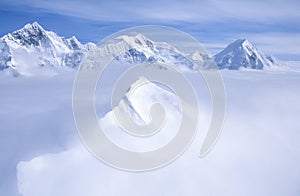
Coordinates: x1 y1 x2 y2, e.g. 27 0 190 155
0 22 277 76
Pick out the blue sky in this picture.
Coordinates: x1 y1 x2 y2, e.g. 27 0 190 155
0 0 300 60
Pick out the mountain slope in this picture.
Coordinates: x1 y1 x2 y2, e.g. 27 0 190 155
214 39 275 70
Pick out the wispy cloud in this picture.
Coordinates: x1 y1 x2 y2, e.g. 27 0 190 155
1 0 299 23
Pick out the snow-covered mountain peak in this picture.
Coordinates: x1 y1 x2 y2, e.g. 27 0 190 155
114 76 180 125
125 76 151 96
222 38 253 53
190 50 210 62
240 38 250 45
214 38 275 70
3 22 49 47
98 32 201 69
23 21 44 31
116 33 153 48
105 32 183 55
0 22 96 76
101 32 159 57
233 38 247 45
237 38 258 55
65 36 84 50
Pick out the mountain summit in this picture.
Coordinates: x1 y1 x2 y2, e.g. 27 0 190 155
214 39 275 70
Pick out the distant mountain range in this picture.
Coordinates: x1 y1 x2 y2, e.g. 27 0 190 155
0 22 276 76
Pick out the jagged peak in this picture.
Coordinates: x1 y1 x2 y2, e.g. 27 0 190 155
118 32 149 41
219 38 260 58
69 35 78 41
22 22 45 32
125 76 152 97
1 22 49 47
236 38 247 43
66 35 81 44
228 38 253 49
107 32 153 47
9 22 47 39
190 50 210 61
